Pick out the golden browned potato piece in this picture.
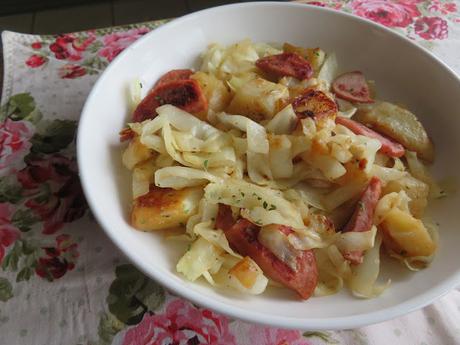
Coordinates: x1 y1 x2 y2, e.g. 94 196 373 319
226 77 289 121
131 186 203 231
122 137 152 170
191 72 233 118
383 175 429 218
380 208 436 257
229 256 260 289
283 43 325 71
354 102 434 162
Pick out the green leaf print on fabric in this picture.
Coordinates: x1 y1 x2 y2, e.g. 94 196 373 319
97 312 126 345
2 241 22 271
11 209 39 232
0 93 41 123
340 329 370 345
2 239 39 277
31 120 77 154
16 267 33 282
0 94 88 273
107 264 165 325
303 331 339 344
0 177 23 204
0 278 13 301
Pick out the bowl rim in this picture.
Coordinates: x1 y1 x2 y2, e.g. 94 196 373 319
77 1 460 330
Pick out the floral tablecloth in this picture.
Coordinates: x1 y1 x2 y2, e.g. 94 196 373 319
1 1 459 344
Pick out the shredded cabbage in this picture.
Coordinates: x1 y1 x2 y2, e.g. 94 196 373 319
317 53 338 86
132 159 156 198
176 237 223 281
336 99 357 118
349 234 390 298
265 105 298 134
122 39 440 300
335 226 377 253
405 151 444 198
204 179 305 229
258 225 298 270
129 79 142 112
193 221 242 258
155 166 221 189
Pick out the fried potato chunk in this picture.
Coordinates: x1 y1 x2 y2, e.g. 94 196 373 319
191 71 233 120
292 89 337 121
382 175 429 218
122 137 152 170
283 42 326 71
226 77 289 121
380 208 436 257
131 186 203 231
354 102 434 162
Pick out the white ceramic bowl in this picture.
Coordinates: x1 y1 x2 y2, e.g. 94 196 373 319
77 2 460 330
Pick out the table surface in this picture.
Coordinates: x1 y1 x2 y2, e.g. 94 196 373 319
0 1 459 345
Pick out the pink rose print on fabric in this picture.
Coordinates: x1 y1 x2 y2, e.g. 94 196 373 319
304 1 326 7
35 234 79 280
99 28 149 62
0 203 20 263
25 54 47 68
294 1 343 10
248 325 312 345
0 119 35 177
429 0 457 14
58 64 87 79
414 16 449 39
121 298 236 345
31 42 42 49
18 154 86 234
49 33 96 61
351 0 420 28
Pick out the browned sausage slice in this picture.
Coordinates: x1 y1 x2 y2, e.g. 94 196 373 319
119 127 135 142
256 52 313 80
133 79 208 122
336 116 405 158
215 203 235 232
291 89 338 122
342 176 382 264
155 69 194 87
216 204 318 299
332 71 373 103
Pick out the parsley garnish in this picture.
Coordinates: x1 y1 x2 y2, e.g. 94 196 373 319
203 160 209 169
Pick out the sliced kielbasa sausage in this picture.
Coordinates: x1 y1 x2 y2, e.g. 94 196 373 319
332 71 373 104
155 69 194 88
133 79 207 122
256 52 313 80
336 116 405 158
216 204 318 300
342 176 382 264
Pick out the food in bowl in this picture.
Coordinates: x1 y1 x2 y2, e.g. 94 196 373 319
120 39 439 300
